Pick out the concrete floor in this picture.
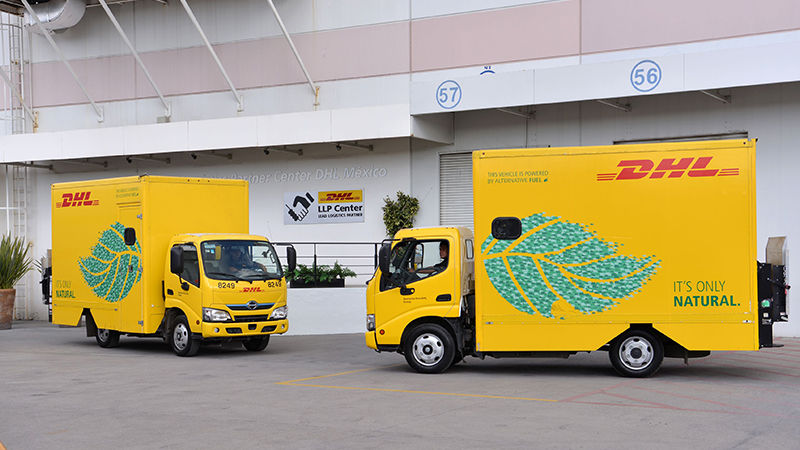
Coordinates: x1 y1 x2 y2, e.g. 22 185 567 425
2 322 800 449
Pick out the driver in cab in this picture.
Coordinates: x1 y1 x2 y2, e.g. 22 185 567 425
224 246 266 273
416 240 448 275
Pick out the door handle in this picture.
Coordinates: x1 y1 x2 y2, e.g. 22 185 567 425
436 294 451 302
400 286 415 296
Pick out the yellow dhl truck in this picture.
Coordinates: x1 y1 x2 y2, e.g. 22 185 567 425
51 176 296 356
366 139 789 376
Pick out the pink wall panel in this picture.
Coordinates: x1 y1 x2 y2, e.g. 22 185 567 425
32 55 135 107
299 21 409 81
32 21 409 108
582 0 800 53
410 1 580 72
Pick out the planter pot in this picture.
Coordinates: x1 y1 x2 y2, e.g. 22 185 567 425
289 279 346 288
0 289 15 330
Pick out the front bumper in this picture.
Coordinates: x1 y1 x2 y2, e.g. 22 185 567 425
365 331 377 350
202 319 288 338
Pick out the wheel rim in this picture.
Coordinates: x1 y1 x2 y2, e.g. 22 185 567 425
97 328 109 342
412 333 444 367
618 336 654 371
173 323 189 351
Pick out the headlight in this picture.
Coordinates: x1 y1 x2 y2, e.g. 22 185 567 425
269 306 287 320
366 314 375 331
202 307 232 322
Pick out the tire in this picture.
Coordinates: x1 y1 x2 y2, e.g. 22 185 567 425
170 315 200 357
449 351 463 368
609 329 664 377
403 323 456 374
242 335 270 352
95 328 120 348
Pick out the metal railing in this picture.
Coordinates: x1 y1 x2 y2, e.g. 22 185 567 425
273 241 382 286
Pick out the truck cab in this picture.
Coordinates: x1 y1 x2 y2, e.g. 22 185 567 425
161 233 294 356
365 227 474 372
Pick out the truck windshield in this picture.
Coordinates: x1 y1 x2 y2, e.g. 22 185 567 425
200 240 283 281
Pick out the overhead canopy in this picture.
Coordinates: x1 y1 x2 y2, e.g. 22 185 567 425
0 104 453 164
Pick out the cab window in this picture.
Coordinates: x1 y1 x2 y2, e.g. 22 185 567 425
381 239 449 291
175 244 200 288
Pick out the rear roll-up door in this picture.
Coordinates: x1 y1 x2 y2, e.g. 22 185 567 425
439 152 473 230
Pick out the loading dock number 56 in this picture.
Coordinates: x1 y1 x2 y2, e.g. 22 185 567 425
630 60 661 92
437 80 462 109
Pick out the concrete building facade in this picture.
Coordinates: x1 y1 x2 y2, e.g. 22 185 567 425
1 0 798 336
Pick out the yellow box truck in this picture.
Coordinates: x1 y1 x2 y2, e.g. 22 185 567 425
51 176 296 356
365 139 789 376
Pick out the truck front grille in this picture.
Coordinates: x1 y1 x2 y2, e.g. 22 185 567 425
227 303 274 311
234 314 270 322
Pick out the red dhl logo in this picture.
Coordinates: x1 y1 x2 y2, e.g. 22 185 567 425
56 192 99 208
318 190 363 203
597 157 739 181
241 287 263 293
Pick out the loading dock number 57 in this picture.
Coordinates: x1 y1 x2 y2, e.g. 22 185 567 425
630 60 661 92
437 80 462 109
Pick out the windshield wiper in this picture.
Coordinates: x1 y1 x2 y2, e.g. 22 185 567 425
206 272 247 282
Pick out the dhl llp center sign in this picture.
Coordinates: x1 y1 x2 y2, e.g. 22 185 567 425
283 189 364 224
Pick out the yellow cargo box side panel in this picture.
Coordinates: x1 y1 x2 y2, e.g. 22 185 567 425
141 177 248 332
473 140 757 352
52 177 144 331
52 176 249 334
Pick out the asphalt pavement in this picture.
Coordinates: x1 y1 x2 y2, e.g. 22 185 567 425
2 321 800 449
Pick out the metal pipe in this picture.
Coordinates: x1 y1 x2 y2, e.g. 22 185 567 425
98 0 170 118
20 0 104 122
4 166 9 235
179 0 243 111
496 107 534 120
265 0 317 97
2 161 53 170
595 99 631 113
700 90 731 104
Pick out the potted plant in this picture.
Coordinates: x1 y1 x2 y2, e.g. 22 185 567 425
0 235 33 330
287 261 356 288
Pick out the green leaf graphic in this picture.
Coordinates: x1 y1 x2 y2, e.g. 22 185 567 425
482 213 659 318
78 222 142 303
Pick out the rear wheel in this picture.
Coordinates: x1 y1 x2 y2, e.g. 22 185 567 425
403 323 456 374
170 315 200 357
242 335 270 351
95 328 120 348
609 329 664 377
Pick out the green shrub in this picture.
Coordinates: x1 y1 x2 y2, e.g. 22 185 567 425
285 261 357 284
382 191 419 237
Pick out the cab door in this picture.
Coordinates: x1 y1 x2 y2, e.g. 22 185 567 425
374 238 457 345
164 243 203 325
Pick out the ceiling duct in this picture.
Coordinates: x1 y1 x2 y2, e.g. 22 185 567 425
25 0 86 31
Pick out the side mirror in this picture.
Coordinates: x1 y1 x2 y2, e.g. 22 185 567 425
124 227 136 246
378 243 391 275
286 246 297 273
170 246 184 275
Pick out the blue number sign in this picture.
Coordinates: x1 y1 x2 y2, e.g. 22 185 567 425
436 80 462 109
630 60 661 92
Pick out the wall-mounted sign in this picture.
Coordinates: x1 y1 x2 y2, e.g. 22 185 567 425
630 59 662 92
283 189 365 225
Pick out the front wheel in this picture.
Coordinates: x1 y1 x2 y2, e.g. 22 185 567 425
170 316 200 357
403 323 456 374
242 335 270 352
95 328 120 348
609 329 664 377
